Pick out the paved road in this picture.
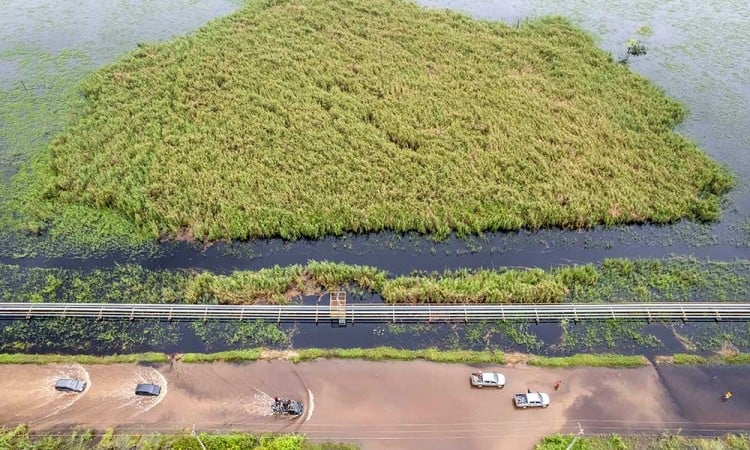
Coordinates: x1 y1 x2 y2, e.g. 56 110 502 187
1 360 749 449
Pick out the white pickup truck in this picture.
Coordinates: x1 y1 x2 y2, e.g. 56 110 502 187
470 372 506 388
514 390 550 408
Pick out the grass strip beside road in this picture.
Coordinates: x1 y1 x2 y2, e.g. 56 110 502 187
1 348 747 367
290 347 506 364
669 353 750 365
537 433 750 449
527 353 649 368
0 348 687 367
0 424 355 450
0 352 168 364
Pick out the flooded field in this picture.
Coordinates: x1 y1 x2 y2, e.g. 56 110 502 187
0 0 746 265
0 0 749 355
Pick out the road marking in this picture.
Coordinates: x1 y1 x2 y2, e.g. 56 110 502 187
305 388 314 423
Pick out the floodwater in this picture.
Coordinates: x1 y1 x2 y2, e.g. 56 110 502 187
3 360 749 449
0 1 749 353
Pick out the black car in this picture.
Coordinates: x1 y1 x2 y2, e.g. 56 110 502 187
272 397 304 416
55 378 87 393
135 383 161 396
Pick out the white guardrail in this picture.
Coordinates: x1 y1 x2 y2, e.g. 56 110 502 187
0 302 749 323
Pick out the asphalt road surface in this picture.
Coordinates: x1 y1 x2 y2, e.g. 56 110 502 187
1 359 749 449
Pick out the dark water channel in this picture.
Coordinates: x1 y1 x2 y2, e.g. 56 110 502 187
3 317 746 358
1 0 749 354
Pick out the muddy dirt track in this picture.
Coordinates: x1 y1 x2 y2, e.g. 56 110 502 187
1 360 749 449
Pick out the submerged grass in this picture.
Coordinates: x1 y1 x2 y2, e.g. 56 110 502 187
17 0 732 241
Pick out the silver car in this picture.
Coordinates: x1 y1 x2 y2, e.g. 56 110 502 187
55 378 87 393
470 372 506 388
514 391 550 408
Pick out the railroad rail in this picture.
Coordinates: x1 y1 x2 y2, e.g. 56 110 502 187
0 302 749 324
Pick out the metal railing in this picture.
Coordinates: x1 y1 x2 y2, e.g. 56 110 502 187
0 302 749 323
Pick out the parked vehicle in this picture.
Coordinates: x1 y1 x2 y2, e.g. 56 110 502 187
55 379 86 393
470 372 506 388
135 383 161 396
273 397 304 416
514 390 550 408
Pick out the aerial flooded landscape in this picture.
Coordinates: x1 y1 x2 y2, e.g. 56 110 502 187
0 0 749 449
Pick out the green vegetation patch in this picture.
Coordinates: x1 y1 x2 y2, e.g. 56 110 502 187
186 261 387 304
0 352 167 365
566 257 750 302
291 347 506 364
528 353 649 368
0 424 356 450
381 268 569 303
3 257 750 305
22 0 731 241
671 352 750 365
537 433 750 450
3 348 746 367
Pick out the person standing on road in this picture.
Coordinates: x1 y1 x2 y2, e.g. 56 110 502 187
554 380 562 391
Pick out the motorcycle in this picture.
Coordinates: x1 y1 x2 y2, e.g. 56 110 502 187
272 397 304 416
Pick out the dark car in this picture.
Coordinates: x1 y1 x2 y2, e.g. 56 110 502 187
272 397 304 416
55 378 87 393
135 383 161 396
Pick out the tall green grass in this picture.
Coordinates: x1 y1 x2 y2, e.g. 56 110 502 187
0 425 355 450
291 347 506 364
18 0 731 241
671 353 750 365
0 352 168 364
186 265 304 304
0 349 743 367
528 353 649 368
537 434 750 450
181 349 262 363
381 268 570 303
3 258 749 305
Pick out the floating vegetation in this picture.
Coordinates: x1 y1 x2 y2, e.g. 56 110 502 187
636 25 654 36
619 37 648 63
15 0 732 242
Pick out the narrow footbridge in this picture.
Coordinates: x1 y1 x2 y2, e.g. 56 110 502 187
0 302 749 324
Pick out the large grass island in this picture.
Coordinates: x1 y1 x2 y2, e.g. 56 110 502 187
24 0 731 241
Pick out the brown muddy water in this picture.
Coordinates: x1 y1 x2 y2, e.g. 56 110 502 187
1 360 749 449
